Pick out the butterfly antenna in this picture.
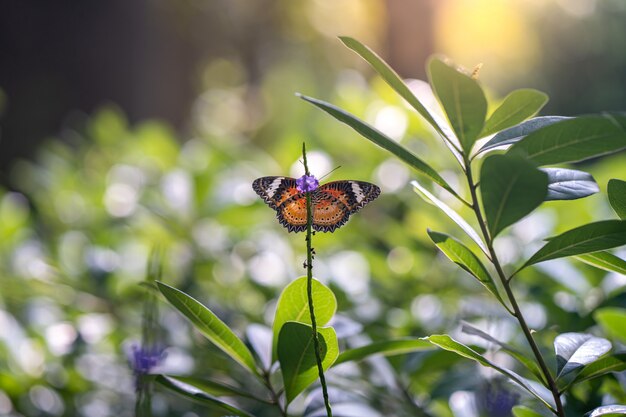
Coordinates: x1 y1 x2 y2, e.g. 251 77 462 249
318 165 342 181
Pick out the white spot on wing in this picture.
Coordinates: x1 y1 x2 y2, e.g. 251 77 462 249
351 182 365 203
267 177 284 198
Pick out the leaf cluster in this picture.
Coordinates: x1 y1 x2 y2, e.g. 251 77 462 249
298 37 626 417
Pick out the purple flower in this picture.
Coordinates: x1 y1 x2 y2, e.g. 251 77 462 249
296 174 319 193
477 380 518 417
130 343 166 375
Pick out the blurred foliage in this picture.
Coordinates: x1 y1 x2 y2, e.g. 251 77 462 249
1 1 626 416
2 71 626 416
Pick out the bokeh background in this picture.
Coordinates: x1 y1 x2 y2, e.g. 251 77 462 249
1 1 626 416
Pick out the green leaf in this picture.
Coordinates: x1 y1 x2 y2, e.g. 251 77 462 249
298 94 462 200
424 334 555 411
507 114 626 166
477 116 570 155
481 89 548 138
334 338 434 366
554 332 611 378
594 307 626 343
608 179 626 220
522 220 626 269
156 282 258 376
461 322 545 384
156 375 255 417
574 251 626 275
480 154 548 237
428 57 487 153
339 38 465 166
412 180 488 255
512 405 550 417
273 276 336 359
339 36 443 138
565 353 626 389
404 79 465 165
427 230 507 309
278 322 338 403
585 405 626 416
542 168 599 201
158 375 258 399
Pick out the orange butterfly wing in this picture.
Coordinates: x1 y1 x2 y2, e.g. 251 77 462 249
253 177 380 233
253 176 307 232
311 181 380 232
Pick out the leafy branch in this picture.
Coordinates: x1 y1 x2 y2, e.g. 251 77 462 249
300 36 626 417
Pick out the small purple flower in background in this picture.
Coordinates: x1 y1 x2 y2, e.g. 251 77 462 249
477 379 519 417
296 174 319 193
129 343 166 387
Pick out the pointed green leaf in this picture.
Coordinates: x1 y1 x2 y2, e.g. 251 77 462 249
278 322 338 403
156 375 255 417
298 94 462 200
574 251 626 275
412 180 488 255
424 334 555 411
513 405 550 417
480 154 548 237
428 58 487 153
428 230 507 309
508 114 626 166
273 276 336 359
542 168 599 201
608 179 626 220
461 322 545 384
334 338 433 366
481 89 548 138
477 116 571 155
156 282 258 376
405 79 465 164
523 220 626 269
594 307 626 343
339 36 443 137
339 37 464 165
569 353 626 387
554 332 611 378
585 405 626 416
159 375 258 399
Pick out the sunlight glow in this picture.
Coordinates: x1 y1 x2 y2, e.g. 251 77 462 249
0 391 12 414
290 150 332 179
410 294 443 329
249 251 288 287
373 105 408 141
449 390 477 417
29 385 64 415
45 322 77 356
375 159 409 193
434 0 540 89
329 251 370 297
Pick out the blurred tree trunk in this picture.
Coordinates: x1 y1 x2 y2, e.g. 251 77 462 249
384 0 435 79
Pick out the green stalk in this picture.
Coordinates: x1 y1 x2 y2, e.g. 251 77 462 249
463 157 565 417
135 255 159 417
262 370 288 417
302 143 333 417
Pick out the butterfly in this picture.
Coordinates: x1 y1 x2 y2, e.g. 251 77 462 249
252 176 380 233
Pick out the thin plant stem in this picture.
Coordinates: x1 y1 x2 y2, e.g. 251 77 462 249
393 373 433 417
134 249 165 417
302 142 333 417
262 370 288 417
463 157 565 417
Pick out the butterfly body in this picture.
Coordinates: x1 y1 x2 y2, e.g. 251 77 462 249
253 176 380 233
